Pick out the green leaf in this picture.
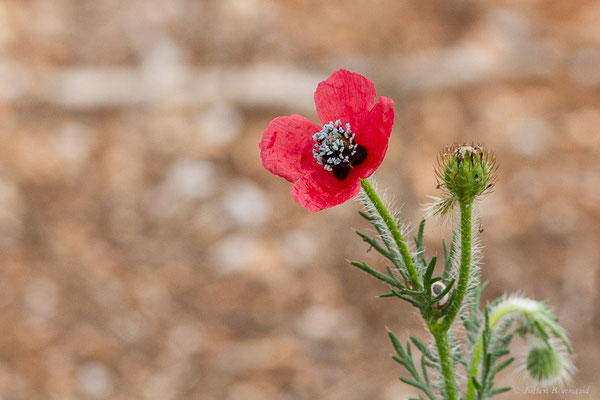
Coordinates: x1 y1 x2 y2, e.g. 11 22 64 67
424 256 437 285
420 354 430 385
350 261 403 289
490 386 512 396
399 377 423 391
443 230 459 280
410 336 434 361
492 357 514 375
358 210 375 222
356 230 391 259
388 331 406 357
392 355 406 366
417 219 425 248
394 291 422 308
386 266 403 285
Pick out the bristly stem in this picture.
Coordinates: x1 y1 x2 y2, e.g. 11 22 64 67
441 200 472 331
432 199 472 400
431 325 458 400
360 178 422 291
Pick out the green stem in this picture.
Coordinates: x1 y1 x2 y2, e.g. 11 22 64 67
441 200 472 331
465 301 538 400
360 178 422 291
430 200 472 400
431 325 458 400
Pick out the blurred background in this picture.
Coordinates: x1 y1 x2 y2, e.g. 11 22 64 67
0 0 597 399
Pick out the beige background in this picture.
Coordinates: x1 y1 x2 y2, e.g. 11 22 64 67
0 0 597 399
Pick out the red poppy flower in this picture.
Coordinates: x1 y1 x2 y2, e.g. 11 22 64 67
259 69 394 212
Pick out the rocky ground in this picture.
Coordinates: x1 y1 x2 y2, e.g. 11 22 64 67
0 0 597 399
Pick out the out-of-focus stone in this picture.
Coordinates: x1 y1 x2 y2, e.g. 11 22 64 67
109 311 150 343
540 198 578 235
161 160 217 200
76 361 115 399
0 61 28 101
209 234 262 275
0 176 22 245
508 168 545 203
52 121 96 168
506 116 553 157
561 240 598 334
139 36 187 96
222 178 270 227
570 47 600 86
485 8 531 49
142 362 192 400
295 305 363 341
280 230 317 269
167 323 204 359
214 337 297 373
143 372 178 400
145 160 218 220
133 279 172 321
226 381 282 400
24 277 59 318
563 108 600 151
197 102 243 148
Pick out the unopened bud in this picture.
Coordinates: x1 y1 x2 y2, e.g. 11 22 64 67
435 144 497 204
525 344 567 383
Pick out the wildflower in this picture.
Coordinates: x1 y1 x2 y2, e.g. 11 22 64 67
259 69 394 212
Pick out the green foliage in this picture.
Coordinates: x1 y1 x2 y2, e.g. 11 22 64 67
353 178 573 400
354 214 456 324
471 309 515 400
389 331 437 400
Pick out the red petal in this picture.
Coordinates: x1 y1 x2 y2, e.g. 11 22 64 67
291 173 361 212
314 69 376 126
353 96 394 178
259 114 321 182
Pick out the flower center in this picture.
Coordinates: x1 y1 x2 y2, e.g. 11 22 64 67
312 120 367 180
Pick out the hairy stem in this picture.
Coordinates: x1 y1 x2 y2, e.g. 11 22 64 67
430 200 472 400
465 300 540 400
360 178 422 291
441 200 472 331
431 325 458 400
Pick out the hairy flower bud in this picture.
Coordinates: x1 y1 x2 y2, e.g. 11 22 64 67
435 144 497 205
525 343 572 384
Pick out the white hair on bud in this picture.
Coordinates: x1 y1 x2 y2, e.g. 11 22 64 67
515 338 576 387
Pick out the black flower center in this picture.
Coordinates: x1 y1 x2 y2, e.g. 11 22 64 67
312 120 367 181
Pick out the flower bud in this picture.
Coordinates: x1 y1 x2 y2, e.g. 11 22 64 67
435 144 497 204
525 344 570 384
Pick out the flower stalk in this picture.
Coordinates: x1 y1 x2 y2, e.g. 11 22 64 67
431 199 473 400
442 200 472 331
431 324 458 400
360 178 423 291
